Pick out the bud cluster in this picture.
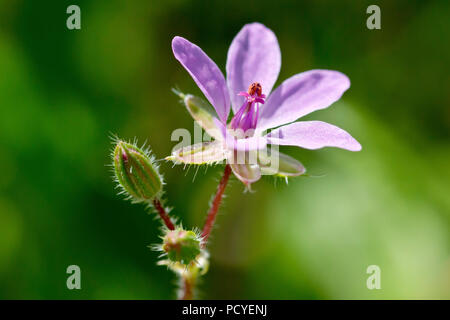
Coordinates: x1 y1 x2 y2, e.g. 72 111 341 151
111 137 209 300
161 228 202 265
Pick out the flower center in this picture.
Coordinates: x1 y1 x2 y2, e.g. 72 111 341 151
230 82 266 135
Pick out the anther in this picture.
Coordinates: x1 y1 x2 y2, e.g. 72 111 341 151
247 82 262 97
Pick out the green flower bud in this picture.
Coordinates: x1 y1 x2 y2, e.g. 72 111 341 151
162 229 201 265
113 140 163 202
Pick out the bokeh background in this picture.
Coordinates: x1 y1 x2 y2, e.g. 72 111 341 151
0 0 449 299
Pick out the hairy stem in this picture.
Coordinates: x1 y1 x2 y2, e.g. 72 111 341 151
180 276 194 300
152 198 175 230
201 164 232 247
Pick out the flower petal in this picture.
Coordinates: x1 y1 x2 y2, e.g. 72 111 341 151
258 70 350 131
172 36 230 123
225 134 268 152
229 163 261 185
182 94 223 140
213 120 268 151
166 141 229 165
258 148 306 177
226 23 281 113
266 121 362 151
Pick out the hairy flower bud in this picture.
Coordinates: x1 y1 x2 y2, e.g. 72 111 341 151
113 140 163 202
162 229 201 265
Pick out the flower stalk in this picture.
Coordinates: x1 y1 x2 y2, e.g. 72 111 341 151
152 198 175 230
180 275 195 300
201 164 232 247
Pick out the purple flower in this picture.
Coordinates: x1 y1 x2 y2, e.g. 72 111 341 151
169 22 361 185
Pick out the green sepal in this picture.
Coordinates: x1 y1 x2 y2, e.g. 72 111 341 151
113 140 163 202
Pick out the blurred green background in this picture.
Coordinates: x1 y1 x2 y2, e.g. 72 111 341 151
0 0 449 299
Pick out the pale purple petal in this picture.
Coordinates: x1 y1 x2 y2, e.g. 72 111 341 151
258 70 350 131
213 119 268 151
266 121 362 151
225 134 268 152
226 23 281 113
172 36 230 123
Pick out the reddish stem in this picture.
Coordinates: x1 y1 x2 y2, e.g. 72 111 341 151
180 276 194 300
201 164 232 247
152 198 175 230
